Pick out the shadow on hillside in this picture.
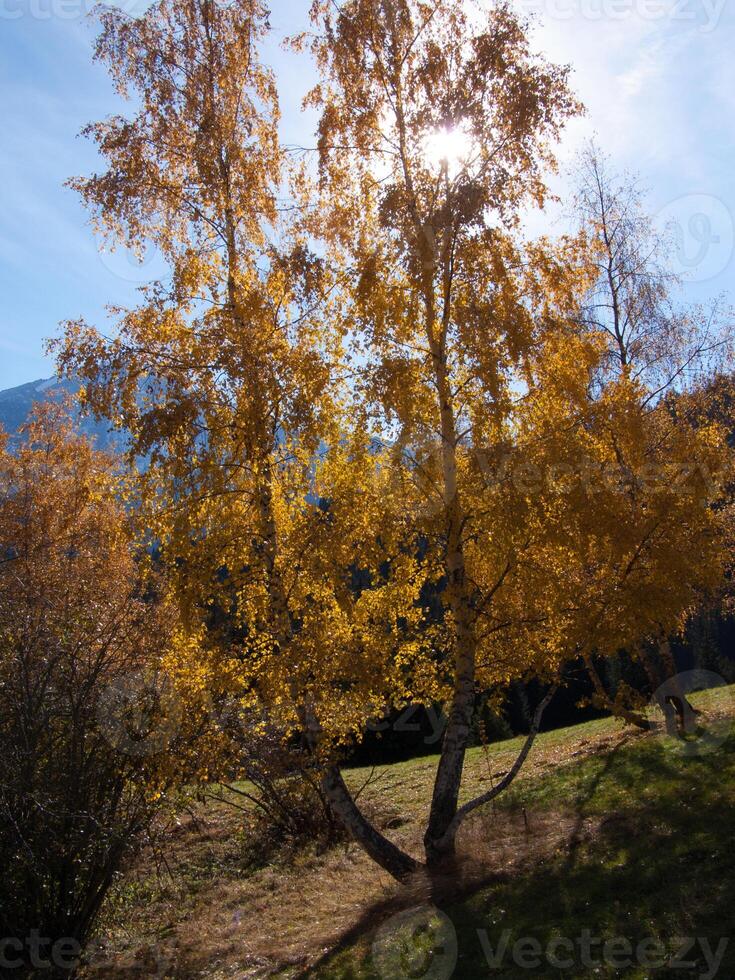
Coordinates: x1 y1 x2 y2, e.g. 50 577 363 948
304 729 735 979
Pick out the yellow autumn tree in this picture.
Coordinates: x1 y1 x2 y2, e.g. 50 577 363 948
565 146 734 728
55 0 731 880
302 0 600 866
302 0 732 863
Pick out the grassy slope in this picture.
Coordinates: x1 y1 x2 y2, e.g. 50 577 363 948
317 687 735 979
84 686 735 979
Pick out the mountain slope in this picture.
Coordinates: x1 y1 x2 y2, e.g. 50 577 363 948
0 376 121 450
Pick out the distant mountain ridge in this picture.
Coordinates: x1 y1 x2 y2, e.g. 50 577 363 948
0 376 121 451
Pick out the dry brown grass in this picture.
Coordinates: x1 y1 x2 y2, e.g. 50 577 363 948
83 804 604 979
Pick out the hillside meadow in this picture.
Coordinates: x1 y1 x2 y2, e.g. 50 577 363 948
80 686 735 979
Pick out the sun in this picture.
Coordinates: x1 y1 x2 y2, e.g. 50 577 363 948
422 123 475 176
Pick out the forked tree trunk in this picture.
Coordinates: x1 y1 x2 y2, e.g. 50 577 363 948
658 638 699 734
428 685 557 858
640 646 679 735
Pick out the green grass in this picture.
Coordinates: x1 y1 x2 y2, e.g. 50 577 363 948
314 689 735 979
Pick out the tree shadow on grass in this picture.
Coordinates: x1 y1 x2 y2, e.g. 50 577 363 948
305 730 735 979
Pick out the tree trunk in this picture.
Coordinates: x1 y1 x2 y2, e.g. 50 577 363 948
658 638 699 735
639 645 680 735
423 326 477 867
321 765 419 881
429 685 557 857
390 60 480 869
423 660 475 866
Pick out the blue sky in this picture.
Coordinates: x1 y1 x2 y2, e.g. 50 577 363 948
0 0 733 390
